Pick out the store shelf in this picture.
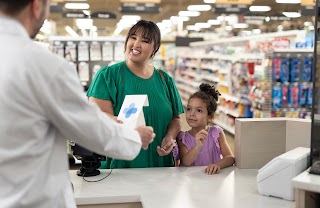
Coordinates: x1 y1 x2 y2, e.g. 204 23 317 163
190 30 305 47
212 120 235 135
273 48 314 53
218 106 240 118
220 93 240 103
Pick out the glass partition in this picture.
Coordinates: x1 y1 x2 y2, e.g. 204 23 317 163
311 0 320 171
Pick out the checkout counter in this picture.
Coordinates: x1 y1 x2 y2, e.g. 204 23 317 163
69 166 294 208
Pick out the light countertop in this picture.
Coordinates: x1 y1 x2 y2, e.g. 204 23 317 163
293 169 320 193
69 166 295 208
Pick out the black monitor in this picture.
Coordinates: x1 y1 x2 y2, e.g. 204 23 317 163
70 142 106 177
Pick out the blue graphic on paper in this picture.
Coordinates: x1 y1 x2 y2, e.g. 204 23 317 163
123 103 138 118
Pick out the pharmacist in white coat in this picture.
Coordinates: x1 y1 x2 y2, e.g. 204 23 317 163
0 1 155 208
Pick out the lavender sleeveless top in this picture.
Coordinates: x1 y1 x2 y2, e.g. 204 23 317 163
173 126 223 166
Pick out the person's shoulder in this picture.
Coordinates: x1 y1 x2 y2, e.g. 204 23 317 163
24 42 71 71
208 125 223 134
103 61 125 74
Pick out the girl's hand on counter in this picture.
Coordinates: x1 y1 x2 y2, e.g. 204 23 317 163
205 164 221 175
157 136 176 156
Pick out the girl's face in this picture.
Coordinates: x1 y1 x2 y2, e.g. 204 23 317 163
125 30 155 64
186 98 212 129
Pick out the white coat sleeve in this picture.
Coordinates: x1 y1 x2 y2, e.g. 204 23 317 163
39 60 142 160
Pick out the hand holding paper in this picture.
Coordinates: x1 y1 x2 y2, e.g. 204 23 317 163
135 126 155 150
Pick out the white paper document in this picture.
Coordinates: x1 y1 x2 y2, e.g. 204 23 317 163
117 95 149 129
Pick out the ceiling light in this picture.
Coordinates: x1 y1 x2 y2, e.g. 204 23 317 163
282 12 301 18
82 10 90 16
187 5 212 11
114 27 123 36
204 0 216 3
207 19 220 25
195 22 211 28
275 0 300 4
170 16 190 22
65 26 79 37
121 15 141 20
233 23 249 29
65 3 89 10
178 11 201 17
76 19 93 29
186 25 200 31
265 16 271 22
249 6 271 12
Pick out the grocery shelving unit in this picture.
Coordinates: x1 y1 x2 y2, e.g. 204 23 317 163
175 30 310 135
48 36 125 90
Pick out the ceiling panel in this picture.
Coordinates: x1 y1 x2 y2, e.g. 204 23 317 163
48 0 314 37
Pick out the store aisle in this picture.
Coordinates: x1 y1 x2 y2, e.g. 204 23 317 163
180 113 235 154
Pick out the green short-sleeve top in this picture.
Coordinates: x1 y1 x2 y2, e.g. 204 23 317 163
87 61 184 168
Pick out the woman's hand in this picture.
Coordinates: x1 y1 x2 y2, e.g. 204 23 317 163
205 164 221 174
157 136 176 156
106 114 123 124
195 129 208 146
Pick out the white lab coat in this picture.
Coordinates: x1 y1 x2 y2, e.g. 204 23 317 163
0 17 142 208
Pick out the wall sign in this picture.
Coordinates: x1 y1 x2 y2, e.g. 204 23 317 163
120 2 160 13
213 4 249 14
63 12 88 18
91 12 116 19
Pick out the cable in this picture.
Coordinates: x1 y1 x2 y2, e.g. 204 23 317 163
82 169 113 182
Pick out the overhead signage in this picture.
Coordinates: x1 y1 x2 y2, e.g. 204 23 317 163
63 12 88 18
301 0 315 6
215 0 252 5
121 0 160 2
50 2 63 13
300 6 315 16
243 15 291 21
213 4 249 14
120 3 160 13
91 12 116 19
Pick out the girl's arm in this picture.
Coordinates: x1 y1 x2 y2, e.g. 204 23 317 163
205 130 235 174
178 129 208 166
157 115 182 156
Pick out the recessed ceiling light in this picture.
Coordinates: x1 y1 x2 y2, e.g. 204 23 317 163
275 0 300 4
65 3 89 10
187 5 212 11
204 0 216 3
282 12 301 18
249 6 271 12
178 11 201 17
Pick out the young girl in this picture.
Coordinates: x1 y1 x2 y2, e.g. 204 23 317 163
175 83 235 174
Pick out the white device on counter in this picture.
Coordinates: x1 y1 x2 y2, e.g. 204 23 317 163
257 147 310 201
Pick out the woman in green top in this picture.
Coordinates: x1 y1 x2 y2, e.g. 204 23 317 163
87 20 184 168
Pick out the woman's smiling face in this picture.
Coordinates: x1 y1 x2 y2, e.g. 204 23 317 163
125 30 155 64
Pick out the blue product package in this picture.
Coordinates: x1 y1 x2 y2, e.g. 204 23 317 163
282 84 289 108
272 84 282 109
302 56 313 82
308 84 313 105
280 58 289 82
298 83 308 105
289 84 299 108
305 34 314 48
272 57 281 81
290 57 300 82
